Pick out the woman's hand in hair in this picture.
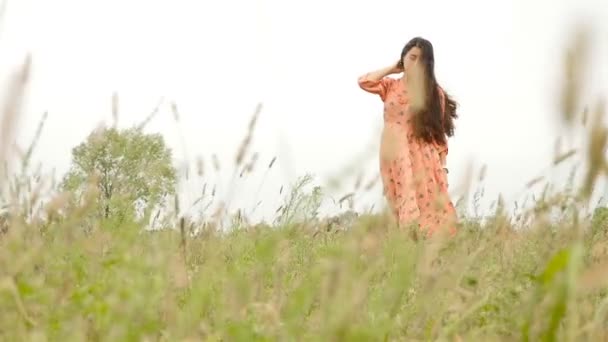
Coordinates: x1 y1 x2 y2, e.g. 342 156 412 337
390 60 404 74
359 62 402 83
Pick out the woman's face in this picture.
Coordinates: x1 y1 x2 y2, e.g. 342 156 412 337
401 46 422 72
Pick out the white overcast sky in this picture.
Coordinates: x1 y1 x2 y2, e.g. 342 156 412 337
0 0 607 223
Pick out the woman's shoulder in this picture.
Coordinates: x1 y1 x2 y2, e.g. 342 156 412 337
437 85 445 96
385 76 400 86
381 76 400 93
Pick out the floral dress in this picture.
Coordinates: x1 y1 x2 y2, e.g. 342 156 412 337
358 75 457 236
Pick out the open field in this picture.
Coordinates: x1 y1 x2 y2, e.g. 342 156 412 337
1 21 608 341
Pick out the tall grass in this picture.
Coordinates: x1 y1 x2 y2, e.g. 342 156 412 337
1 22 608 341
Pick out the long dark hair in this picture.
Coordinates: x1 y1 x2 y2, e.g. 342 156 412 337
398 37 458 145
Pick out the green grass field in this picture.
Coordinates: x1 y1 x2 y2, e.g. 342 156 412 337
1 202 608 341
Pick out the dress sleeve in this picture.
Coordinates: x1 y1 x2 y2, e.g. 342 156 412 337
357 75 394 101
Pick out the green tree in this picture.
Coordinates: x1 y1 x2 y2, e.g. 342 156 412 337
61 126 177 228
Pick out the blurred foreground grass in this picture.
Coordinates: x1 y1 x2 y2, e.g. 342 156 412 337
1 207 608 341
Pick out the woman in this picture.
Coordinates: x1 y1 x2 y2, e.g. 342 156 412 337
358 37 458 236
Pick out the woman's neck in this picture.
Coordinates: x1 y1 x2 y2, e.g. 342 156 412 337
400 73 408 88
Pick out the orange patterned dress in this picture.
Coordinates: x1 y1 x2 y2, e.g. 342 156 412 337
358 75 457 236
